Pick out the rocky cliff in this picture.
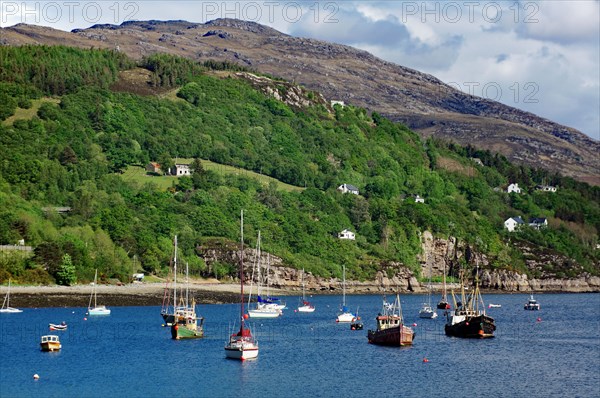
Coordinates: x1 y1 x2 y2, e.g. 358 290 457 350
197 232 600 294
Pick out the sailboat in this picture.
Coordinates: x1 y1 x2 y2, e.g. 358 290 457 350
87 270 110 315
247 231 281 319
336 265 356 323
225 210 259 360
367 293 414 346
161 236 198 327
444 266 496 338
171 257 204 340
437 260 451 310
297 269 315 313
419 263 438 319
0 279 23 313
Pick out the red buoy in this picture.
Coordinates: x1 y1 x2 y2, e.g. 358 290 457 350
243 314 249 320
423 358 429 363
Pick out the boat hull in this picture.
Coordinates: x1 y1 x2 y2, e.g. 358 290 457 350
40 342 61 352
368 325 414 346
0 307 22 313
297 305 315 313
88 306 110 316
437 302 451 310
336 312 356 323
171 324 204 340
445 314 496 338
524 304 540 310
248 309 281 318
224 346 259 360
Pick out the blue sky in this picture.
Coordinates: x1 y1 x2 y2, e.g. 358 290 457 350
2 1 598 140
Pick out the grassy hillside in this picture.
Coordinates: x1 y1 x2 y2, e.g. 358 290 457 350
0 46 598 286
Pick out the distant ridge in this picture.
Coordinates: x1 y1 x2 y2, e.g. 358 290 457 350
2 18 598 185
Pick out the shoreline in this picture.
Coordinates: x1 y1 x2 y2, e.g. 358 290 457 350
4 282 597 308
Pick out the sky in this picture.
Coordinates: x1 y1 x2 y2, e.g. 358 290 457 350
2 1 598 140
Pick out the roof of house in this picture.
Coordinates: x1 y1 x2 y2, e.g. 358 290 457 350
507 216 525 224
340 184 359 191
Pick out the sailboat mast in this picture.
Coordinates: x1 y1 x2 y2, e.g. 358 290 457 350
342 265 346 307
94 269 97 308
173 235 177 314
240 210 245 324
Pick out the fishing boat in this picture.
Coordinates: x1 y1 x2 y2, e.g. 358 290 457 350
419 264 438 319
0 279 23 313
297 269 315 313
170 258 204 339
87 270 110 316
40 335 61 352
49 322 67 331
247 232 282 319
336 265 356 323
367 294 414 346
225 210 259 360
524 294 540 310
437 261 451 310
444 266 496 338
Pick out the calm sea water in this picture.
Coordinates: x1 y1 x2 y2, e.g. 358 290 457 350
1 293 599 398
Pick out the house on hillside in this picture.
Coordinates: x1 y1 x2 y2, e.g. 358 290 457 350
331 100 345 107
536 185 558 192
170 164 191 176
146 162 161 174
529 217 548 229
507 183 521 194
337 184 359 195
470 157 484 166
338 229 356 240
413 194 425 203
504 216 525 232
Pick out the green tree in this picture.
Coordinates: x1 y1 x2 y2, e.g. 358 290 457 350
55 253 76 286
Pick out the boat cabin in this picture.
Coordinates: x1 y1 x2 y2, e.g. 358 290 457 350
376 315 402 331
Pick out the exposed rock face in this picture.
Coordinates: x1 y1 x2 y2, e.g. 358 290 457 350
197 235 600 294
2 19 598 184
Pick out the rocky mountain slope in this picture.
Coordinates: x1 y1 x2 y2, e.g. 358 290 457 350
2 19 598 185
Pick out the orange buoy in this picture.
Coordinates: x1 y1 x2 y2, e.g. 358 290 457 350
423 358 429 363
243 314 249 320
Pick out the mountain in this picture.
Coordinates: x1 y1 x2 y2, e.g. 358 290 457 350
2 19 598 185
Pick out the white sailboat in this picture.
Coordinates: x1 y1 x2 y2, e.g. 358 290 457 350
419 263 438 319
0 279 23 313
297 269 315 313
225 209 259 360
87 269 110 316
247 231 281 319
336 265 356 323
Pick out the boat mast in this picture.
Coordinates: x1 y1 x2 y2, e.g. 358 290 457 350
173 235 177 315
94 269 98 308
342 265 346 307
240 210 245 328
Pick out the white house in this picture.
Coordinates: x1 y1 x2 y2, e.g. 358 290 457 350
337 184 359 195
504 216 525 232
536 185 558 192
330 100 345 107
338 229 356 240
507 183 521 194
170 164 191 176
132 273 144 282
529 217 548 229
414 195 425 204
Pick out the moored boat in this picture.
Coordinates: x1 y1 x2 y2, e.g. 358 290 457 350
297 269 316 313
87 270 110 316
437 261 451 310
0 279 23 313
336 265 356 323
225 210 259 360
444 267 496 339
524 294 540 310
368 294 414 346
420 263 438 319
49 322 67 331
40 335 61 352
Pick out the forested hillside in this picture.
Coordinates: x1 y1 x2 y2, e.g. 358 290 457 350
0 46 598 285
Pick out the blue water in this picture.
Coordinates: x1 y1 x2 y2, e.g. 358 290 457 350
1 293 599 398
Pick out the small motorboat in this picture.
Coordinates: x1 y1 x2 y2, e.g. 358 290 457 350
524 294 540 310
488 304 501 308
49 322 67 331
40 335 61 352
350 322 363 330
